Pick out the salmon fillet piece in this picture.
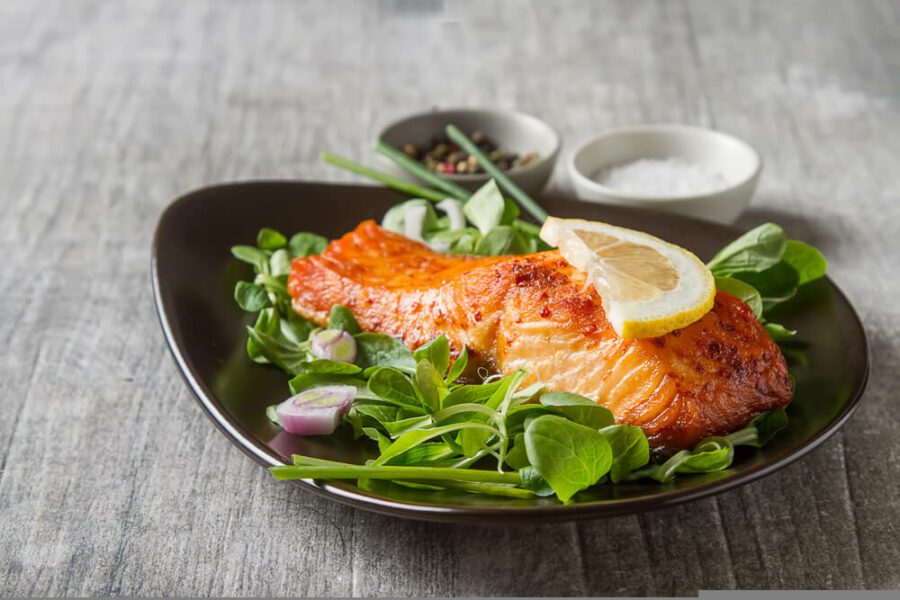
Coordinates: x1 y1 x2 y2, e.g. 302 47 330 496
288 220 792 450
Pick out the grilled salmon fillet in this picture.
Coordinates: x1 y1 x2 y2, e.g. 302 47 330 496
288 220 792 450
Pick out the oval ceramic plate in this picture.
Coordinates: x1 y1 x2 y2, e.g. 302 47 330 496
151 181 869 523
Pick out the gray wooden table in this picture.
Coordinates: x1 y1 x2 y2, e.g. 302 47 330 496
2 0 898 596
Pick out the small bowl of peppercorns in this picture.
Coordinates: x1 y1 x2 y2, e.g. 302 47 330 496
376 108 560 195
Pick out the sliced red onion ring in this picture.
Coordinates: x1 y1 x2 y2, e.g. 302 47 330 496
275 385 356 436
310 329 357 363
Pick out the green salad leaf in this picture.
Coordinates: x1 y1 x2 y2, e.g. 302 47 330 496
726 408 789 447
234 281 271 312
518 466 556 497
524 415 613 503
355 333 416 374
504 433 530 470
268 249 291 276
714 277 763 318
445 347 468 384
464 179 506 235
600 424 650 483
289 232 328 258
475 225 527 256
441 380 505 408
231 245 270 272
414 360 447 412
366 367 422 411
245 327 309 374
750 408 790 446
675 437 734 474
729 262 799 309
295 359 361 376
539 392 615 430
413 336 451 377
782 240 828 285
257 227 287 250
328 305 362 334
764 322 797 340
707 223 787 275
710 223 828 339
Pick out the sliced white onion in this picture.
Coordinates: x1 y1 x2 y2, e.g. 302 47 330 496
404 204 428 242
276 385 356 436
310 329 357 363
436 198 466 231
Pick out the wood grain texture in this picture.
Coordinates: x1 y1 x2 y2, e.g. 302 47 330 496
1 0 898 595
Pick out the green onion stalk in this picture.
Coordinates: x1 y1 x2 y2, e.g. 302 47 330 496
322 152 447 202
374 141 471 202
445 125 549 223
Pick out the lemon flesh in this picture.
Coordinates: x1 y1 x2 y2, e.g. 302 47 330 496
540 217 715 339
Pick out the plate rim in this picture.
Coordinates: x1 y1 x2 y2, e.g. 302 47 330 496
151 179 871 524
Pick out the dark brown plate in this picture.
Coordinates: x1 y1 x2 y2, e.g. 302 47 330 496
151 181 869 523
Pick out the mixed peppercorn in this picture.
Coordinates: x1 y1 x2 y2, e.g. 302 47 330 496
401 130 539 175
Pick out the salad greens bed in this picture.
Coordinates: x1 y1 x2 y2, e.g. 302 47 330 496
708 223 827 340
380 180 549 256
231 218 825 504
228 126 827 504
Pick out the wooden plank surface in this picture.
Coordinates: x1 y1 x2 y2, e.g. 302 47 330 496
1 0 898 595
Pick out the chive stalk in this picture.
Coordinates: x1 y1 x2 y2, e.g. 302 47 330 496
375 141 471 202
269 464 522 484
292 455 356 467
429 480 536 499
322 152 446 202
445 125 549 223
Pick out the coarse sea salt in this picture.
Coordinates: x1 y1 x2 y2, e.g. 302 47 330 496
594 157 729 197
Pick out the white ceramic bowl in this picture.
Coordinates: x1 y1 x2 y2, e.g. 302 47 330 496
377 108 560 196
568 125 762 224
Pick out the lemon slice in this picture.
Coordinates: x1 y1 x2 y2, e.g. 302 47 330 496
540 217 715 339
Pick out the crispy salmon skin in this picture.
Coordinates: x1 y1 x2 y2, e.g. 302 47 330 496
288 220 792 450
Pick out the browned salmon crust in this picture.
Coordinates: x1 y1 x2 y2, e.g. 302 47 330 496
288 220 792 450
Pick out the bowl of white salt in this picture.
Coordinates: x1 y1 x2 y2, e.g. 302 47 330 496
568 125 762 224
